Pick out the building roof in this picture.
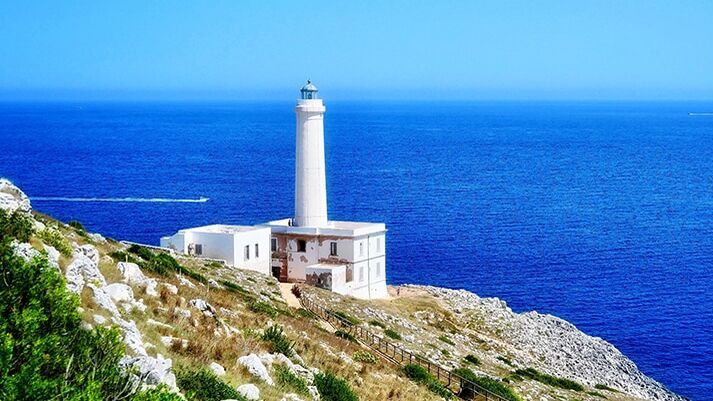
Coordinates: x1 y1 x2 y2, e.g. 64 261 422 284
261 219 386 237
176 224 267 235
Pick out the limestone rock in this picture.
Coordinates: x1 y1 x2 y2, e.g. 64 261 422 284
104 283 134 303
0 179 31 213
12 242 40 262
88 284 120 317
117 262 159 297
43 245 60 269
120 354 177 392
189 299 216 317
174 308 192 318
209 361 226 376
177 275 196 289
238 353 274 385
65 245 105 293
281 394 305 401
93 314 107 325
113 317 147 356
236 383 260 400
161 282 178 295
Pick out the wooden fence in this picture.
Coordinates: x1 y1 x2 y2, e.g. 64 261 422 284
297 289 509 401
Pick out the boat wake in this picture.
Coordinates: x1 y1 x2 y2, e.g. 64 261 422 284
31 196 209 203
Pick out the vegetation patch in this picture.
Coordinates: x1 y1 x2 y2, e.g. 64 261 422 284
463 354 481 365
314 372 359 401
331 310 360 325
176 367 245 401
437 335 455 345
453 367 521 401
297 308 317 320
402 364 453 399
352 351 378 364
514 368 584 392
262 325 295 357
37 227 72 256
368 319 386 329
274 364 309 395
0 239 176 400
384 328 402 340
595 384 619 393
250 301 280 318
497 356 514 366
0 209 33 242
335 330 357 342
587 391 608 398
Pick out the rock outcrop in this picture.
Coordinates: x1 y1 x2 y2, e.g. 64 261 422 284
0 178 31 213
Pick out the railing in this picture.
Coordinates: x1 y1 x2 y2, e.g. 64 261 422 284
296 288 509 401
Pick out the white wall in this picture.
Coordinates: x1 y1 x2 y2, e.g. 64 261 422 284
232 227 271 275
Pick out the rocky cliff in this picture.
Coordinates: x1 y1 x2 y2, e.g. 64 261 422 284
0 179 686 401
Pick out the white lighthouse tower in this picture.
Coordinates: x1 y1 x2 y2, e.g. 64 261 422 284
294 80 328 227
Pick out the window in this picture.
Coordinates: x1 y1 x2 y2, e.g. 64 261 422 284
297 239 306 252
271 238 277 252
244 245 250 260
376 238 381 253
194 244 203 256
359 242 364 257
359 266 365 282
255 243 259 258
330 242 338 256
376 262 381 278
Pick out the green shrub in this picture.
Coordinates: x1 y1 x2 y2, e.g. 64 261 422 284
176 367 245 401
463 354 481 365
352 351 378 364
514 368 583 392
384 328 402 340
402 364 453 399
497 356 514 366
37 227 72 256
368 320 386 329
587 391 607 398
0 238 147 400
262 326 295 357
331 310 360 325
144 252 182 276
128 244 155 261
313 372 359 401
67 220 86 232
437 335 454 345
0 209 34 242
595 384 619 393
274 364 309 395
297 308 317 320
250 301 279 318
334 330 357 342
453 367 521 401
441 349 450 356
133 385 185 401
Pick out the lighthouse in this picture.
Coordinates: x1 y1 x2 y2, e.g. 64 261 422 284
294 80 328 227
162 81 389 300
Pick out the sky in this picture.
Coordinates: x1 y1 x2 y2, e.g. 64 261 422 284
1 1 712 101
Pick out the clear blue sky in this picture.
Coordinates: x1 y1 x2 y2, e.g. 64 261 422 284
1 1 712 100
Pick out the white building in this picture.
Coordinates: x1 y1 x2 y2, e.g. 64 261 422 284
160 224 271 275
160 81 388 300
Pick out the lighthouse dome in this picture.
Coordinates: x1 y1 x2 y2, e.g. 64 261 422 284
300 80 318 99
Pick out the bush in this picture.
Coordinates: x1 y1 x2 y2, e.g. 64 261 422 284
297 308 317 320
128 244 155 261
331 310 360 325
514 367 584 391
176 367 245 401
334 330 357 342
133 385 185 401
144 252 182 276
497 356 513 366
274 364 309 395
368 320 386 329
0 238 147 400
250 301 279 318
454 367 521 401
37 227 72 256
437 335 454 345
463 354 481 365
352 351 378 364
402 364 453 399
262 325 295 357
595 384 619 392
0 209 34 242
384 328 402 340
313 372 359 401
67 220 86 232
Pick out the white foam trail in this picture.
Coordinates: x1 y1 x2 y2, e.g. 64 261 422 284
31 196 209 203
689 112 713 116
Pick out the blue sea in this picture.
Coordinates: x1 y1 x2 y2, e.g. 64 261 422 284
1 101 712 400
